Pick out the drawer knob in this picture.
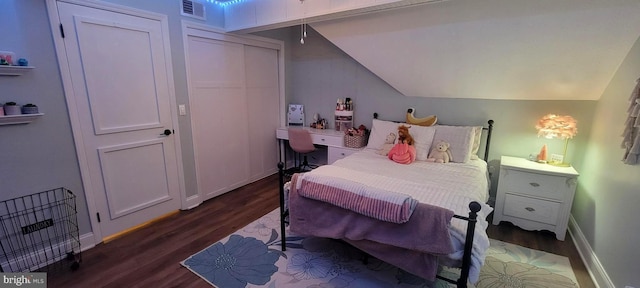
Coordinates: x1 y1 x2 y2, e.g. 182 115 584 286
525 207 535 212
341 153 345 156
321 138 325 141
529 182 540 187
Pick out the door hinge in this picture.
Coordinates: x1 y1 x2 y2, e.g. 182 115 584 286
96 212 101 223
59 24 65 38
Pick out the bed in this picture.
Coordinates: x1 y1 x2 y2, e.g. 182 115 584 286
278 115 495 288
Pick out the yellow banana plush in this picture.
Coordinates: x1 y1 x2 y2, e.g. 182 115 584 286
406 108 437 126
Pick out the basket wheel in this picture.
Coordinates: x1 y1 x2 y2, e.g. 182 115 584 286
70 261 80 271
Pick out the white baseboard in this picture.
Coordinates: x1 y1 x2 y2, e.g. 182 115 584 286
182 194 202 210
80 232 95 251
568 215 614 288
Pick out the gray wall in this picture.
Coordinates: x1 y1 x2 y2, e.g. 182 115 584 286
270 26 597 199
0 0 91 233
0 0 225 236
576 36 640 287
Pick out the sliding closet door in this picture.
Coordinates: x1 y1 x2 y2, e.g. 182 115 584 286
185 25 282 202
245 45 280 180
187 36 250 200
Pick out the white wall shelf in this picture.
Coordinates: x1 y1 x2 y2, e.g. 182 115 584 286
0 113 44 125
0 66 35 76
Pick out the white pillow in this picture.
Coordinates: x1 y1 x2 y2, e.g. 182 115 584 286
406 125 436 161
470 126 483 160
366 119 401 150
432 125 475 163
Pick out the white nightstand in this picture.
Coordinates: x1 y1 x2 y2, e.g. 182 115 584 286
492 156 579 240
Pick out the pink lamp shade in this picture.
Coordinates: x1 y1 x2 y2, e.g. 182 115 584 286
535 114 578 166
535 114 578 139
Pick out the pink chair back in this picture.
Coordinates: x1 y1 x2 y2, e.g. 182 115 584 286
288 128 316 154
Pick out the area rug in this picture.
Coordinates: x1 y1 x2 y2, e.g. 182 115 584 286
181 209 579 288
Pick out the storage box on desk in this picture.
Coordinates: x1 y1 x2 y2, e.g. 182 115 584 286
0 188 81 273
344 134 367 148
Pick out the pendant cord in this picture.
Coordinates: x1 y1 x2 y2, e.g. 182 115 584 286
300 0 306 44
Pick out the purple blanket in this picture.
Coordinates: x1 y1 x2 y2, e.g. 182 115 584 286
289 174 455 280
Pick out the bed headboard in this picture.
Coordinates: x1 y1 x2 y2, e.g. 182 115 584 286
373 112 495 162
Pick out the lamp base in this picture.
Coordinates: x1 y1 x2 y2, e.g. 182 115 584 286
548 161 571 167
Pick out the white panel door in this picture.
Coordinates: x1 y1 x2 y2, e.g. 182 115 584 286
187 36 250 200
245 45 280 180
57 2 181 239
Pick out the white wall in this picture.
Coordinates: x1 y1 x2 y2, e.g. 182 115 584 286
312 0 640 101
575 36 640 287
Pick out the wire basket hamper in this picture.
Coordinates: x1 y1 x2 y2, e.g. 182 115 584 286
0 188 81 273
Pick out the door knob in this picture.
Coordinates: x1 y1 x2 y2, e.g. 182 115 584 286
161 129 172 136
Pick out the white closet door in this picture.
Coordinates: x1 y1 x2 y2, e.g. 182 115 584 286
188 36 250 200
245 45 280 180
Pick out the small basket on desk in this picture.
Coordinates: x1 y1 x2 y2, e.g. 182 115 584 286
344 134 367 148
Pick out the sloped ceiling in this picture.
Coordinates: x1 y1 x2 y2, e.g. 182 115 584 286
310 0 640 100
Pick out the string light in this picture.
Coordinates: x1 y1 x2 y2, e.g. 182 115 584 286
207 0 244 7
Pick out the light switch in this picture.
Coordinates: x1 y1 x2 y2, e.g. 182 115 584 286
178 104 187 116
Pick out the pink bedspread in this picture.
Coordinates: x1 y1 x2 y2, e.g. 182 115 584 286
289 174 455 280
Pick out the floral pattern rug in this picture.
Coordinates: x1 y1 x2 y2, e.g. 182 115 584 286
181 209 578 288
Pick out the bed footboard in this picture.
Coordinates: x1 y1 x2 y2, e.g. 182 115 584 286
278 162 288 251
437 201 481 288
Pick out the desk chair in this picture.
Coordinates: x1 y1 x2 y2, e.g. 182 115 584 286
287 128 318 172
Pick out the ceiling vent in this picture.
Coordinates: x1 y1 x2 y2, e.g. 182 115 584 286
181 0 206 20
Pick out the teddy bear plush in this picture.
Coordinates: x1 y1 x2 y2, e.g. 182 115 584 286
377 132 396 156
427 141 453 163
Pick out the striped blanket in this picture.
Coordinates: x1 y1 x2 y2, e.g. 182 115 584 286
295 170 418 223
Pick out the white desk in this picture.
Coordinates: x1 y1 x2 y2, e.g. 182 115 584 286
276 127 364 165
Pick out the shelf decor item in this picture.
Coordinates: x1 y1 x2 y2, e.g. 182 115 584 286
0 51 16 65
3 102 21 115
21 103 38 114
535 114 578 166
17 58 28 66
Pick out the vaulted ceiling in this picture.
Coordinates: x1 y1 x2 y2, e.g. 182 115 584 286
228 0 640 100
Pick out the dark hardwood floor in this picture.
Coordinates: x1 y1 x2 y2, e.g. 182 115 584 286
47 174 595 287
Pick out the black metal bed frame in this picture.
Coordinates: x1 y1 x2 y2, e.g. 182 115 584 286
277 117 494 288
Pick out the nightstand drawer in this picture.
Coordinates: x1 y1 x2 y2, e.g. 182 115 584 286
503 194 560 225
502 170 567 200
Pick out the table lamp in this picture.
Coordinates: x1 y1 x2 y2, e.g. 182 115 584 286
535 114 578 166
